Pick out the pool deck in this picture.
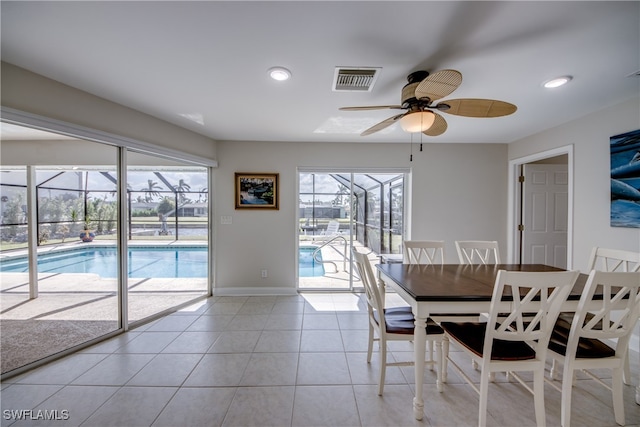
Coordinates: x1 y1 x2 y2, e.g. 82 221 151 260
298 238 384 290
0 240 208 376
1 272 207 375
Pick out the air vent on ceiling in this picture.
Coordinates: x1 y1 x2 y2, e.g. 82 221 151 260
333 67 381 92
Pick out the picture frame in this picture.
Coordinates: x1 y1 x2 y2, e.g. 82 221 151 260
235 172 279 210
610 129 640 228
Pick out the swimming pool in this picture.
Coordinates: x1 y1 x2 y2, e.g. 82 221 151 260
0 246 207 278
299 246 326 277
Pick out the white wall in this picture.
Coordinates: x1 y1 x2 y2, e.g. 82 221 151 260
509 97 640 271
214 140 508 293
1 62 217 161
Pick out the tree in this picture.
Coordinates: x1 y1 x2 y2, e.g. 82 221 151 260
333 184 349 206
174 179 191 204
157 197 175 215
197 187 208 203
142 180 163 203
2 194 26 239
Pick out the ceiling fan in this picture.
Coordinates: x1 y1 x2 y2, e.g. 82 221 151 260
339 69 517 137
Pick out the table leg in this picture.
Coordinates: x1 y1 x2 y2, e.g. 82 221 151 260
413 315 427 420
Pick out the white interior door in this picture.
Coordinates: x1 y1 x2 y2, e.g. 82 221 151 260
522 163 568 268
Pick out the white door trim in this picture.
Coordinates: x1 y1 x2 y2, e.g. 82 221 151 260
508 145 574 269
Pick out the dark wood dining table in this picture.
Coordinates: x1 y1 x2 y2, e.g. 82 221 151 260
375 263 616 420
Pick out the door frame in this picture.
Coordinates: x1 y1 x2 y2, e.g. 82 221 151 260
507 145 574 269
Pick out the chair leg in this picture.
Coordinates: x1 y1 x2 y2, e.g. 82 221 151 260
428 340 434 371
612 366 625 426
533 370 546 427
550 358 559 380
378 339 387 396
366 323 374 364
560 364 574 427
622 352 631 385
478 370 490 427
442 336 449 383
435 340 443 392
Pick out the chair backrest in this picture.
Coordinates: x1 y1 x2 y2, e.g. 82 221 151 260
484 270 579 360
455 240 501 264
588 247 640 272
567 270 640 357
323 220 340 236
351 247 385 317
403 240 444 265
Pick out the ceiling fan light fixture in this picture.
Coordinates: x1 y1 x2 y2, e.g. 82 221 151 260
268 66 291 81
400 111 436 133
543 75 572 88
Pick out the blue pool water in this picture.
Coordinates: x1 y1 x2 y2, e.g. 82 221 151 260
299 247 325 277
0 246 207 278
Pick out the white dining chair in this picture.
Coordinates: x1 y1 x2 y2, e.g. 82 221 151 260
546 270 640 426
402 240 444 264
454 240 502 371
403 240 480 359
441 269 579 427
455 240 501 265
553 246 640 384
402 240 447 364
588 246 640 273
351 247 446 395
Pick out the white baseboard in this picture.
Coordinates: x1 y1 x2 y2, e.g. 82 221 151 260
213 286 298 296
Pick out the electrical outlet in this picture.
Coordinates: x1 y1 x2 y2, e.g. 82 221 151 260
261 269 268 278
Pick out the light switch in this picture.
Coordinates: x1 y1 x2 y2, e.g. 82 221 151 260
221 216 232 225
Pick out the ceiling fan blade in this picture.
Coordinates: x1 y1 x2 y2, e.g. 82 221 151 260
423 112 448 136
339 105 403 111
414 69 462 102
361 113 406 136
440 98 517 117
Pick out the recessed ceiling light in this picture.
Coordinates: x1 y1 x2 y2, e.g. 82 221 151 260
268 67 291 81
543 76 572 88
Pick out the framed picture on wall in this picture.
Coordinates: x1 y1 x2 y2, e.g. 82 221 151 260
235 173 279 209
610 129 640 227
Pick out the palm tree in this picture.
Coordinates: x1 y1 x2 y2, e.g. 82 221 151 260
333 185 349 205
142 180 163 203
197 187 208 203
175 179 191 204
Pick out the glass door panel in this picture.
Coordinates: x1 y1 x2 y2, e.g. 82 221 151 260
298 173 351 290
126 151 209 324
298 171 405 291
0 135 120 376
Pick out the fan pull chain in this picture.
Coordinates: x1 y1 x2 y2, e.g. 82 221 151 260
420 113 424 151
410 132 414 161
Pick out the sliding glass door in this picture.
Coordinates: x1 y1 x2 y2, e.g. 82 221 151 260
0 134 120 376
0 120 213 378
297 170 406 291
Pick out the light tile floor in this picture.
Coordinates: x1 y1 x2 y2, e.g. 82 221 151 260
1 293 639 427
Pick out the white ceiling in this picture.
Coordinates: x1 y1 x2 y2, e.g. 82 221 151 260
1 1 639 145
